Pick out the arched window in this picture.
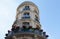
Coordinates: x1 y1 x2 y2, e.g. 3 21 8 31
23 6 30 10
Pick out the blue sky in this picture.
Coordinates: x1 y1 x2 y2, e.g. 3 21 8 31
0 0 60 39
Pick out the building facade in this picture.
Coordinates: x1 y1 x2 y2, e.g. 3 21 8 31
5 1 48 39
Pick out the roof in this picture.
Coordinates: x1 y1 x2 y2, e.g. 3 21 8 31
17 1 39 11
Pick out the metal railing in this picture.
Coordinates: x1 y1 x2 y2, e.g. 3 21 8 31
22 16 30 19
7 28 47 38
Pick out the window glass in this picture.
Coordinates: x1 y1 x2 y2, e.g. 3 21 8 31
23 12 30 17
22 12 30 19
23 6 30 10
23 22 30 26
35 15 39 22
24 12 29 15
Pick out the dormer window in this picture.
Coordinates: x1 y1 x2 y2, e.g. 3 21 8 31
23 6 30 10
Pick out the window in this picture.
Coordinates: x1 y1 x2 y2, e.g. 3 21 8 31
23 22 30 26
23 6 30 10
35 15 38 19
24 12 29 16
22 12 30 19
35 15 39 22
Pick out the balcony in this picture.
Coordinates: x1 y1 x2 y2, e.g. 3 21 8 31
6 26 48 39
22 16 30 19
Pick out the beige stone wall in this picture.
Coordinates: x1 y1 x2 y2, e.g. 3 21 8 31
15 1 41 28
16 6 41 28
17 37 33 39
11 34 45 39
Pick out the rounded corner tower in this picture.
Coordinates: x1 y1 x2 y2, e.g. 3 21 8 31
5 1 49 39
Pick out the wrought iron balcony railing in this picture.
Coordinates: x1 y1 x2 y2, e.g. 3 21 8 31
6 27 48 38
22 16 30 19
